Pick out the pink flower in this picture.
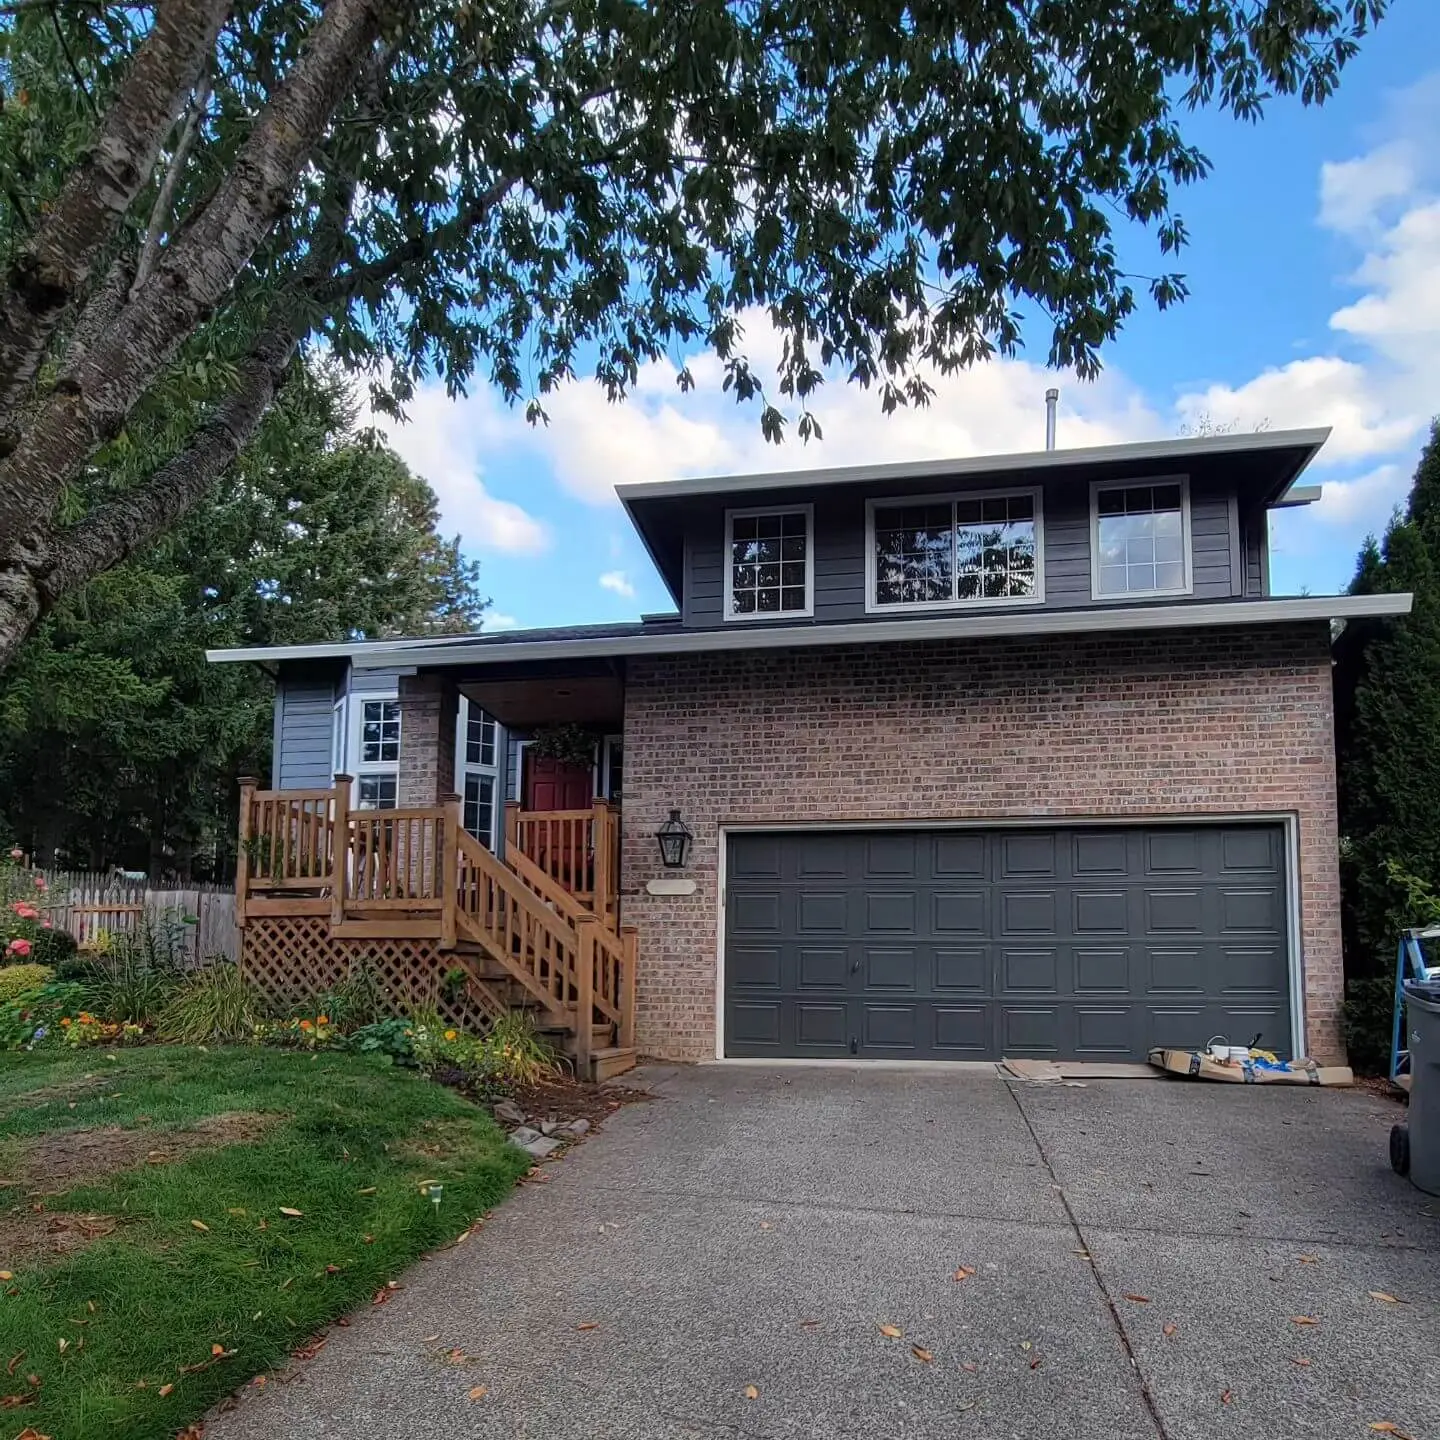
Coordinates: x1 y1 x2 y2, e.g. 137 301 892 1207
31 877 45 892
6 939 31 957
7 848 21 861
9 903 36 920
41 918 51 929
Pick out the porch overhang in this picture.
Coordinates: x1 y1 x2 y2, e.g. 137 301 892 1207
454 659 624 729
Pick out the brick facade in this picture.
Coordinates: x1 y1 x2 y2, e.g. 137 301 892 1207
397 672 456 807
621 623 1344 1064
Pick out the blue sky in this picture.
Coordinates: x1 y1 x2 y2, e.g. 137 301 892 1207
369 8 1440 632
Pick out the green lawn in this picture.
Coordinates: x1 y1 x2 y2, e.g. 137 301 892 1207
0 1046 530 1438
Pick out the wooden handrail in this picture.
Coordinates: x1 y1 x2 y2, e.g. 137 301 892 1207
510 802 621 926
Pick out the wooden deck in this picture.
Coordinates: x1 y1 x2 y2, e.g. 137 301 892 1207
235 777 637 1079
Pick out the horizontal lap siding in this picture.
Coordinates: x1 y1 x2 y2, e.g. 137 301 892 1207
683 479 1240 623
274 677 335 790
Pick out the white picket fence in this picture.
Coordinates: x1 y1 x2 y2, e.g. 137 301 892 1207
33 871 238 962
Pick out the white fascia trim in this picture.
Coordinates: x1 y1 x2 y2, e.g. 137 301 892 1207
1274 484 1323 509
615 427 1331 504
335 593 1413 670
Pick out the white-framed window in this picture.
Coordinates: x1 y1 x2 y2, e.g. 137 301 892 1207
457 696 501 847
724 504 814 620
1090 477 1191 599
865 487 1044 611
352 697 400 809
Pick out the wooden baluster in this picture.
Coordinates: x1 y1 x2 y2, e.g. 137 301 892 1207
440 794 460 949
331 775 351 928
235 777 257 927
620 923 638 1050
574 914 598 1077
505 800 520 857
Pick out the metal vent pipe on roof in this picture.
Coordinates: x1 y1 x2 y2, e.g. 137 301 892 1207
1044 388 1059 450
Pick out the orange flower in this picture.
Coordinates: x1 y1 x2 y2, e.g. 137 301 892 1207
316 1015 329 1026
299 1020 314 1031
444 1029 458 1042
60 1017 72 1027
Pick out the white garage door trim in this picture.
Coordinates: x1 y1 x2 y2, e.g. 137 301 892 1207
713 813 1304 1062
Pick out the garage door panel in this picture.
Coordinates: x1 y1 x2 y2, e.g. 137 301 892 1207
798 891 847 933
932 1006 990 1054
1001 832 1058 877
724 824 1291 1061
865 948 917 991
1075 946 1131 993
795 1003 848 1049
1001 889 1057 934
1074 889 1128 934
731 891 782 934
934 890 987 933
935 947 988 991
933 833 986 878
797 947 848 990
729 946 782 991
866 891 916 932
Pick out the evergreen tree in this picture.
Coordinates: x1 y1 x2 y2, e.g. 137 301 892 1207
1336 421 1440 981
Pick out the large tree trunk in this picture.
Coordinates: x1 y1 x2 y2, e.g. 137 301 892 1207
0 0 387 547
0 0 228 425
0 319 297 670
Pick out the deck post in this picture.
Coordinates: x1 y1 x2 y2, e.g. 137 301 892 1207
574 913 598 1077
590 798 612 924
620 923 639 1050
235 776 258 928
504 800 520 853
440 792 462 950
330 774 352 931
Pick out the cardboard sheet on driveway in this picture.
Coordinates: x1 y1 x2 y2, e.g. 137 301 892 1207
1149 1047 1353 1086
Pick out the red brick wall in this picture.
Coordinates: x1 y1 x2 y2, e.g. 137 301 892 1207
621 623 1343 1064
397 673 456 807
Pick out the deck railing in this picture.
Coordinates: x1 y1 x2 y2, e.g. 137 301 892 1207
236 777 635 1062
505 799 620 927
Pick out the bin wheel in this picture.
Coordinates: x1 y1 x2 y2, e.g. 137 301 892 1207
1391 1122 1411 1177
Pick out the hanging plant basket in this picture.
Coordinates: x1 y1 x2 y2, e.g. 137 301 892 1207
527 723 596 769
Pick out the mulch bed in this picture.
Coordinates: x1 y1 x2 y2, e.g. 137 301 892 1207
499 1076 653 1133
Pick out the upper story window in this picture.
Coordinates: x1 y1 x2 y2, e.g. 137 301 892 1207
724 505 813 620
867 489 1042 611
465 708 497 768
1091 479 1190 599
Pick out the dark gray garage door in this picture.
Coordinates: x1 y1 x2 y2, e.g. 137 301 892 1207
724 825 1293 1062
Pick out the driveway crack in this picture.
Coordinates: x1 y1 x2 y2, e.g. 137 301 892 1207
1004 1080 1173 1440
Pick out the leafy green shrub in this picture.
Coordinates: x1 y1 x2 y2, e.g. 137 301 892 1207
30 926 78 968
252 1012 342 1049
1345 974 1401 1076
0 963 52 1002
409 1011 557 1089
82 950 179 1024
0 980 87 1049
159 963 262 1044
303 965 386 1031
346 1016 416 1064
484 1011 558 1085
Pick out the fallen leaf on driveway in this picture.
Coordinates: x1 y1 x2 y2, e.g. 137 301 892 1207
467 1385 488 1401
1020 1341 1032 1352
1029 1356 1042 1370
744 1385 759 1400
1220 1390 1232 1405
878 1323 902 1338
799 1319 821 1329
1369 1292 1405 1304
953 1266 976 1281
1290 1316 1319 1326
1123 1294 1151 1304
1162 1323 1177 1338
1291 1357 1311 1368
1072 1250 1091 1259
1298 1254 1318 1264
962 1361 978 1373
1368 1425 1413 1438
912 1346 933 1363
759 1222 773 1231
576 1323 599 1331
423 1335 440 1343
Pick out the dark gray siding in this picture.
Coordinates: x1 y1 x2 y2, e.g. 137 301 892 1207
683 474 1243 625
350 666 404 695
273 674 336 789
1241 512 1269 596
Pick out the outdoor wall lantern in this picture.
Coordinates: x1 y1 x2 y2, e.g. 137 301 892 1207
655 809 694 869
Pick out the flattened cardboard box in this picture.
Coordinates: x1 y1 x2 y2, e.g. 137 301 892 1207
1149 1048 1353 1087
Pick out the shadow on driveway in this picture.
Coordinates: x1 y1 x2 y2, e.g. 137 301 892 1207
208 1066 1437 1440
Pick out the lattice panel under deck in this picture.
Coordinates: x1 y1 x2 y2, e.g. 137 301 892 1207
240 917 495 1029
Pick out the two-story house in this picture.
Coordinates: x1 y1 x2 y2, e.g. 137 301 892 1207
209 427 1411 1076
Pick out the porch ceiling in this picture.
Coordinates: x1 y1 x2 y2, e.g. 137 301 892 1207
458 673 623 729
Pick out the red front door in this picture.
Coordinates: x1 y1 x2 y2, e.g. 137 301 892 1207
524 754 594 811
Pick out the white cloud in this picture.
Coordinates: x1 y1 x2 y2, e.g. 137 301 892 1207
598 570 636 599
485 612 520 630
1173 356 1419 465
1330 201 1440 369
1319 144 1415 236
1307 463 1408 528
361 384 549 555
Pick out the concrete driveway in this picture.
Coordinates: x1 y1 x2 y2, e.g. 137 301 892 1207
209 1066 1439 1440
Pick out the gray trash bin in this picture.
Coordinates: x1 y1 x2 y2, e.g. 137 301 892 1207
1392 980 1440 1194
